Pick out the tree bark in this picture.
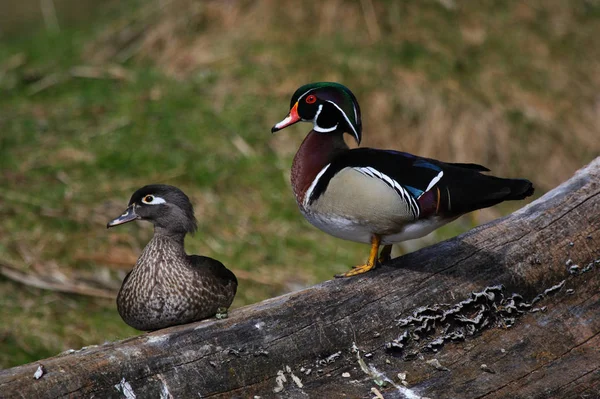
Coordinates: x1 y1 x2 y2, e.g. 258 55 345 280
1 158 599 399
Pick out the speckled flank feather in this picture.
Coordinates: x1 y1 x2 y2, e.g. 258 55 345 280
117 234 236 331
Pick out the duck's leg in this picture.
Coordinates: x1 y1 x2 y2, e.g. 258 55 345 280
215 307 229 320
378 244 393 264
336 234 381 278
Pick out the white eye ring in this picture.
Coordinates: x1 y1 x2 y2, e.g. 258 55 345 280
141 195 166 205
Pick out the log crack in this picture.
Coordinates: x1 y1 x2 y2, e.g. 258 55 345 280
475 330 600 399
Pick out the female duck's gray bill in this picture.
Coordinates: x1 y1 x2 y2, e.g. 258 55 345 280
107 205 139 228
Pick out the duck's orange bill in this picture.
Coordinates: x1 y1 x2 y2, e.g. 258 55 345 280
271 102 300 133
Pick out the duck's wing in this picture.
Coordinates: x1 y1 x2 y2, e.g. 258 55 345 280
309 148 533 219
188 255 238 292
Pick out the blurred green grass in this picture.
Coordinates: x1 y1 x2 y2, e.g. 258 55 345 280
1 0 599 369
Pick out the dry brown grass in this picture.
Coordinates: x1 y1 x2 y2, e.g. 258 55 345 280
86 0 600 191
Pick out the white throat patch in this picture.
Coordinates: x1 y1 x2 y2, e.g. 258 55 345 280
313 104 338 133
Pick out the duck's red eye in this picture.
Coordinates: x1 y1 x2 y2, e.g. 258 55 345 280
305 95 317 104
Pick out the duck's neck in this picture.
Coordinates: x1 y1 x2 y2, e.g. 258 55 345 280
154 227 187 245
138 232 187 267
291 130 348 205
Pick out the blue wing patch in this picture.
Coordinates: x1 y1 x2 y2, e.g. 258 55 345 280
405 185 424 198
414 159 442 171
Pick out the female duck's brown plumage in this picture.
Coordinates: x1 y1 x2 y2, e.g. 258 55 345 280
107 184 237 331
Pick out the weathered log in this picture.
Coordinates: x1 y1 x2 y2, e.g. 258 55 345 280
1 157 599 399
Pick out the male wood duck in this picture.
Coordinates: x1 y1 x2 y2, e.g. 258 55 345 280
107 184 237 331
271 82 534 278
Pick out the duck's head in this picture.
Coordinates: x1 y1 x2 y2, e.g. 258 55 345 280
107 184 197 235
271 82 362 145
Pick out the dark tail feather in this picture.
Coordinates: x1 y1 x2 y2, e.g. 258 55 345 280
443 176 535 215
505 178 535 200
472 177 535 209
448 162 490 172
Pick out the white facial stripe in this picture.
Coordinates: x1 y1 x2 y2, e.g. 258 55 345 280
298 89 359 140
325 100 359 141
313 104 340 132
304 163 331 208
425 171 444 193
314 124 338 133
143 195 166 205
355 167 420 219
315 104 323 119
297 88 315 103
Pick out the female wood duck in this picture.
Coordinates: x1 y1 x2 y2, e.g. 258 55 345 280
107 184 237 331
272 82 534 278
